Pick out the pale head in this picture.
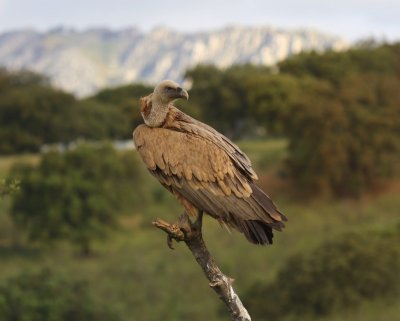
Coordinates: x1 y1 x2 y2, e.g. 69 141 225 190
153 79 189 104
141 80 189 128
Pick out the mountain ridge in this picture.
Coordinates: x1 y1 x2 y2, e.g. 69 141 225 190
0 25 348 96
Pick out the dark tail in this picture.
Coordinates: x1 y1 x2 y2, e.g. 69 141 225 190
250 183 288 224
232 183 287 245
230 216 275 245
243 220 274 245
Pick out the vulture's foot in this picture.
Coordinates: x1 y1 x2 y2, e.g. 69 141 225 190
152 218 185 249
177 210 203 239
152 211 203 249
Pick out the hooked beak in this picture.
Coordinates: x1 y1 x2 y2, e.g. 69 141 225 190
175 87 189 100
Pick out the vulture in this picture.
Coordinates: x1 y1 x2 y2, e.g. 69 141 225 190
133 80 287 245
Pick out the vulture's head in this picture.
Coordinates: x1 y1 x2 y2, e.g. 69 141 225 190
153 80 189 104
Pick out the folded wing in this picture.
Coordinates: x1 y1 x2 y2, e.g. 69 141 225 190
133 108 287 244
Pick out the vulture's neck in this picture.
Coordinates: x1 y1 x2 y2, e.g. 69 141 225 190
142 96 169 128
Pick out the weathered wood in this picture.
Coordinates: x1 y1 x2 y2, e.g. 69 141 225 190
153 212 251 321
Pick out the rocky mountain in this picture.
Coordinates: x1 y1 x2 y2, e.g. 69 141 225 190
0 25 348 96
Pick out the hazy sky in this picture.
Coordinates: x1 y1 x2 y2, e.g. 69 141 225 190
0 0 398 41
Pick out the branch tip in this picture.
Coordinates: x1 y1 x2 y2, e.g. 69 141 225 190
153 214 251 321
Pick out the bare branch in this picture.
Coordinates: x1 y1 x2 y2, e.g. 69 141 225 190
153 212 251 321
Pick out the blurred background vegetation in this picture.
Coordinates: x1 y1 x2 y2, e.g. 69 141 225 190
0 42 399 321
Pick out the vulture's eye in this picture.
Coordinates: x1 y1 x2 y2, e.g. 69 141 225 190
166 86 173 91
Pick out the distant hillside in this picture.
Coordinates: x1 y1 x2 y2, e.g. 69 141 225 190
0 25 348 96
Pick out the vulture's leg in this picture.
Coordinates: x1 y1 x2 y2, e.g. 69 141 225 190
153 210 204 249
191 209 203 231
178 209 203 238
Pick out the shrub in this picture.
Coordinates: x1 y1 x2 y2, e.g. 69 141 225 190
10 143 144 255
0 269 120 321
282 74 400 196
245 231 400 319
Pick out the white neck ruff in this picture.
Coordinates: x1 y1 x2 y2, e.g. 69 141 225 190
142 101 169 127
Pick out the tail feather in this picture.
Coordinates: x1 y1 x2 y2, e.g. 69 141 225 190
230 183 287 245
230 215 274 245
244 220 274 245
250 183 288 224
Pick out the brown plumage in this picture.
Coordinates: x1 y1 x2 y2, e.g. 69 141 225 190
133 80 287 245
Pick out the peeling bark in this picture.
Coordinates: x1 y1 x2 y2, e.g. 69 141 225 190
153 212 251 321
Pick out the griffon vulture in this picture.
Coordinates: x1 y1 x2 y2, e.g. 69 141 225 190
133 80 287 244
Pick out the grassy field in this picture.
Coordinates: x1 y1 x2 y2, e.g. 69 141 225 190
0 141 399 321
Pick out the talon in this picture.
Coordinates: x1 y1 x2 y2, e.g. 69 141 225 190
167 235 175 250
153 212 198 247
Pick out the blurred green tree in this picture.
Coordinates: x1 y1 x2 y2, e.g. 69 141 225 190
282 73 400 196
185 45 400 196
278 43 400 85
10 143 143 255
0 178 20 198
186 64 270 138
245 231 400 319
0 84 76 153
0 69 131 154
87 83 153 138
0 268 120 321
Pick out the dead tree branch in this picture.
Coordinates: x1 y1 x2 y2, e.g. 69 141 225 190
153 212 251 321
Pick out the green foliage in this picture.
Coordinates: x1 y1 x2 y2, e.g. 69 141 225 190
186 64 273 138
0 178 19 198
0 68 49 90
67 99 129 141
10 143 144 255
282 73 400 196
0 70 131 154
87 83 153 137
0 83 76 153
187 43 400 196
245 231 400 320
277 45 400 195
278 43 400 85
242 73 300 135
0 268 120 321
